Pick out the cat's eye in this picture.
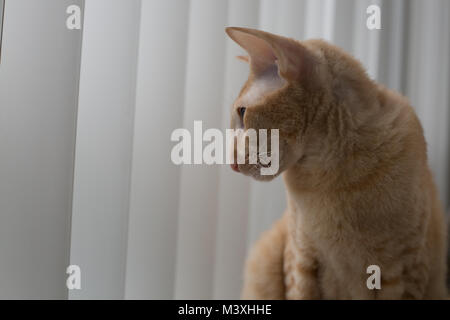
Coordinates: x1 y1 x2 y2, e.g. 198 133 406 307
237 106 246 119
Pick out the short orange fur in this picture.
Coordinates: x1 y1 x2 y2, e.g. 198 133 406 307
226 27 448 299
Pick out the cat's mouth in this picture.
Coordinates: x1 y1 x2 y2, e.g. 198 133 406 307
230 161 275 180
259 161 272 168
230 160 272 173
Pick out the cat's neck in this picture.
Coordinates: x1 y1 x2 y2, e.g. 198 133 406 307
282 94 426 215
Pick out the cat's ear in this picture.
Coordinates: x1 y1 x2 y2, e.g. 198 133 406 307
226 27 315 82
236 55 250 63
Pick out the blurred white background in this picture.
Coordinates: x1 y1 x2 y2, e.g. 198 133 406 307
0 0 449 299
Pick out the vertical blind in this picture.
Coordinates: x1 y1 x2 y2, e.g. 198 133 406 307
70 0 450 299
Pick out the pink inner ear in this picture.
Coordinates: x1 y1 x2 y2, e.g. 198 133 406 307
227 27 315 83
227 29 278 76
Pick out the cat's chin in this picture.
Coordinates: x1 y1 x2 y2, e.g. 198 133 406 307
240 169 281 182
250 174 278 182
236 162 285 181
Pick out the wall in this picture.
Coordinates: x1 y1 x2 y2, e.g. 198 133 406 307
0 0 83 298
0 0 4 60
69 0 140 299
124 0 189 299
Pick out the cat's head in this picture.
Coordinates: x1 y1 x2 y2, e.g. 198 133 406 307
226 27 376 185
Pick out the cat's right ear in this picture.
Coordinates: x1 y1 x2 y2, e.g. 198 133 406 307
226 27 316 84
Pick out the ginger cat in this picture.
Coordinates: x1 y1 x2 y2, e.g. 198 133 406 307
226 27 448 299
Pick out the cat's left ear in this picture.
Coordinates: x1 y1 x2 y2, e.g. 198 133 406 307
226 27 316 83
236 55 249 63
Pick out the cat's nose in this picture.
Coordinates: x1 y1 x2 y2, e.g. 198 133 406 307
230 163 240 172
